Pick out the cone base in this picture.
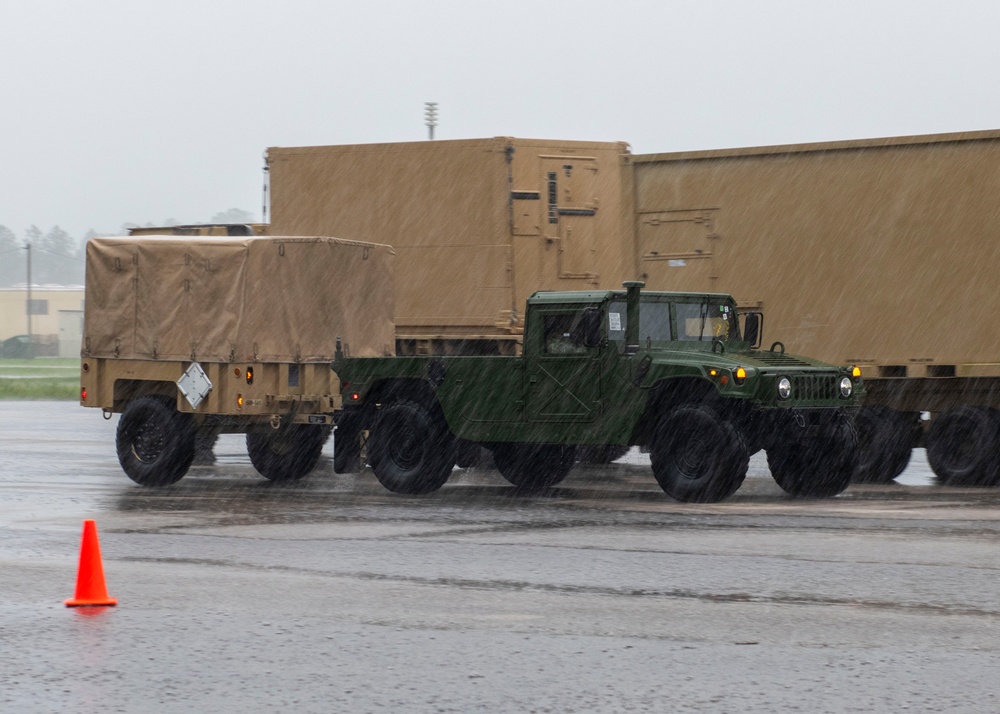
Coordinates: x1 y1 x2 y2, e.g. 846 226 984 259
65 598 117 608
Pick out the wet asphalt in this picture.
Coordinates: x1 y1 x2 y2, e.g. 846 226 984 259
3 401 1000 713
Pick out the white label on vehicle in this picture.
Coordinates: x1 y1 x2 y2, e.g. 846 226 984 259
668 259 687 267
609 313 622 332
177 362 213 410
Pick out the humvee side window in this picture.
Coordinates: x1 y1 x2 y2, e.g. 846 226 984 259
608 300 672 347
676 302 738 341
543 312 590 354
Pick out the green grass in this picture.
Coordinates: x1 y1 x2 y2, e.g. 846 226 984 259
0 358 80 400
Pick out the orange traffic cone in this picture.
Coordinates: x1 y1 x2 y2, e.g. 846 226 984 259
65 519 117 607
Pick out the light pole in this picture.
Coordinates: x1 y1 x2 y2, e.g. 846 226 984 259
425 102 438 140
25 241 32 359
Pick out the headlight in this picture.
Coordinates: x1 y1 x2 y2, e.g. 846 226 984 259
840 376 853 398
777 377 792 400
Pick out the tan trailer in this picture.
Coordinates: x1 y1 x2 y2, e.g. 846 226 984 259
266 137 633 355
631 128 1000 485
80 235 395 486
128 224 267 237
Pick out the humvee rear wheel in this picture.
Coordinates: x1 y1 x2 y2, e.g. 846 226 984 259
368 399 456 494
116 396 196 487
247 425 325 482
650 405 749 503
492 443 576 491
767 412 857 498
926 407 1000 486
852 407 916 484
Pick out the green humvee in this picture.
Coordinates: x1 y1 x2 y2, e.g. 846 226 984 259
333 282 863 502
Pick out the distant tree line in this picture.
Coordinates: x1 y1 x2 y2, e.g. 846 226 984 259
0 209 256 288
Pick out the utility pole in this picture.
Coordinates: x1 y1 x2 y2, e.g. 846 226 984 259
25 241 32 359
425 102 438 140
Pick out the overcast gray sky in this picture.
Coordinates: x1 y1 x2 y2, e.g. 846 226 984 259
2 0 999 239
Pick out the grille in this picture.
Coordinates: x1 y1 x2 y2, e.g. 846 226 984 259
791 374 838 401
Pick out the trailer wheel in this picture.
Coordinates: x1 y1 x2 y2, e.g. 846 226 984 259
650 405 749 502
368 399 456 494
926 407 1000 486
852 407 916 484
116 396 196 487
492 443 576 491
247 425 325 482
767 412 857 497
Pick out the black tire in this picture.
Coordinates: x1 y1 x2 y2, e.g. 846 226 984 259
576 444 630 464
455 439 484 469
650 405 749 503
246 425 325 482
852 407 916 484
192 429 219 466
333 418 362 474
926 407 1000 486
368 399 456 494
767 412 858 498
116 396 196 487
492 443 576 491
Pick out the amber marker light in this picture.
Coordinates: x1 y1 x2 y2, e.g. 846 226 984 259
237 394 244 408
735 367 747 385
246 367 254 385
852 366 862 379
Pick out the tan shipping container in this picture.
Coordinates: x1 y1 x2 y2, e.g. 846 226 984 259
267 137 633 353
632 128 1000 484
631 129 1000 401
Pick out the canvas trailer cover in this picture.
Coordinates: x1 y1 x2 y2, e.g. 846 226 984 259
83 235 395 363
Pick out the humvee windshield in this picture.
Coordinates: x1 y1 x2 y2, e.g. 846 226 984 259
608 299 740 347
676 302 739 342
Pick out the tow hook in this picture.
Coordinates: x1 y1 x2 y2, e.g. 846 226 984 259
269 414 282 429
793 411 806 428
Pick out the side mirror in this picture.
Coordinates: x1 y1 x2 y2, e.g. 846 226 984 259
581 308 602 348
743 312 763 349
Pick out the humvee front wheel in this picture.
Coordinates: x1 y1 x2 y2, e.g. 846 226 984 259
650 405 749 503
493 443 576 491
247 425 325 482
368 399 456 494
767 412 857 497
116 396 196 487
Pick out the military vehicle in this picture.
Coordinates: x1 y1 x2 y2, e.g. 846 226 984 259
79 235 395 486
333 281 863 502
